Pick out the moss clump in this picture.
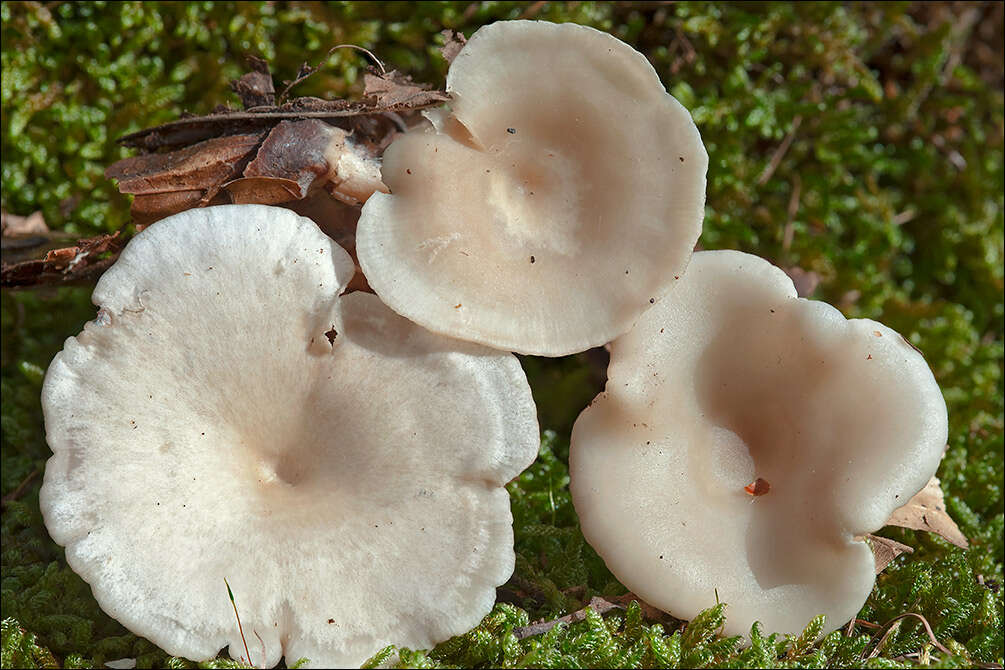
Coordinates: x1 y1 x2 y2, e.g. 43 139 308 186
2 2 1002 668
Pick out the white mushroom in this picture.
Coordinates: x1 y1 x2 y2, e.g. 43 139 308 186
569 250 948 637
39 204 539 668
356 20 707 356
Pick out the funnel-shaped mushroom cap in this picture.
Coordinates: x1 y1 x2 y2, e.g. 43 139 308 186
40 205 539 668
570 250 947 637
357 20 707 356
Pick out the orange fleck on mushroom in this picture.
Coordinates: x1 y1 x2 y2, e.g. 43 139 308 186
744 478 771 496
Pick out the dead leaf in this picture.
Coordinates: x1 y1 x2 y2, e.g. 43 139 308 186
230 56 275 109
243 119 343 196
864 534 914 574
784 266 820 297
106 132 266 225
223 176 304 205
885 475 969 548
1 210 49 237
362 69 450 110
439 29 467 63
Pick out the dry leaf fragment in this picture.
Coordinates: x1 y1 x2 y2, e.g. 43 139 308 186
784 266 820 297
439 29 467 63
230 57 276 109
362 69 450 110
243 119 341 197
106 132 266 225
864 534 914 574
223 176 305 205
885 475 968 548
1 210 49 237
2 231 123 288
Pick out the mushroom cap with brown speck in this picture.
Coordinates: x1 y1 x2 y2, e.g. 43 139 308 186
356 20 707 356
40 204 540 668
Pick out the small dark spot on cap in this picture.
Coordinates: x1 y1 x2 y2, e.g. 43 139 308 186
867 354 873 360
325 326 338 346
328 618 335 624
506 127 516 134
770 309 775 313
530 255 536 263
659 554 664 559
649 298 655 304
406 168 412 174
679 156 684 162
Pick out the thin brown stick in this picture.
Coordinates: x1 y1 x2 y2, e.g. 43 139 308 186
513 596 623 640
757 115 803 185
866 612 952 659
782 173 802 251
277 44 386 104
1 467 41 508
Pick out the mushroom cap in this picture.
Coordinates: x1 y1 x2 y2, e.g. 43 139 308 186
40 204 540 668
356 20 707 356
569 250 948 637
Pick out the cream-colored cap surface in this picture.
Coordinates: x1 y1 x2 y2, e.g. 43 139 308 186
40 204 540 668
357 20 707 356
570 250 947 637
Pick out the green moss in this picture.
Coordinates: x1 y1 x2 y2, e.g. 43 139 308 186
2 1 1002 668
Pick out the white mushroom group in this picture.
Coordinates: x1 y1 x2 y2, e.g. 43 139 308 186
357 20 707 356
569 250 948 637
39 17 955 667
40 205 539 668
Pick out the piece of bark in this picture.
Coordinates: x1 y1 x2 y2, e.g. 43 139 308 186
1 231 124 288
118 85 444 153
885 475 969 548
864 534 914 574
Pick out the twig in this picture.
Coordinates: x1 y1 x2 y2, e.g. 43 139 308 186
277 44 386 104
513 596 624 640
757 115 803 186
1 467 41 508
866 612 952 659
518 1 546 19
781 173 801 251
